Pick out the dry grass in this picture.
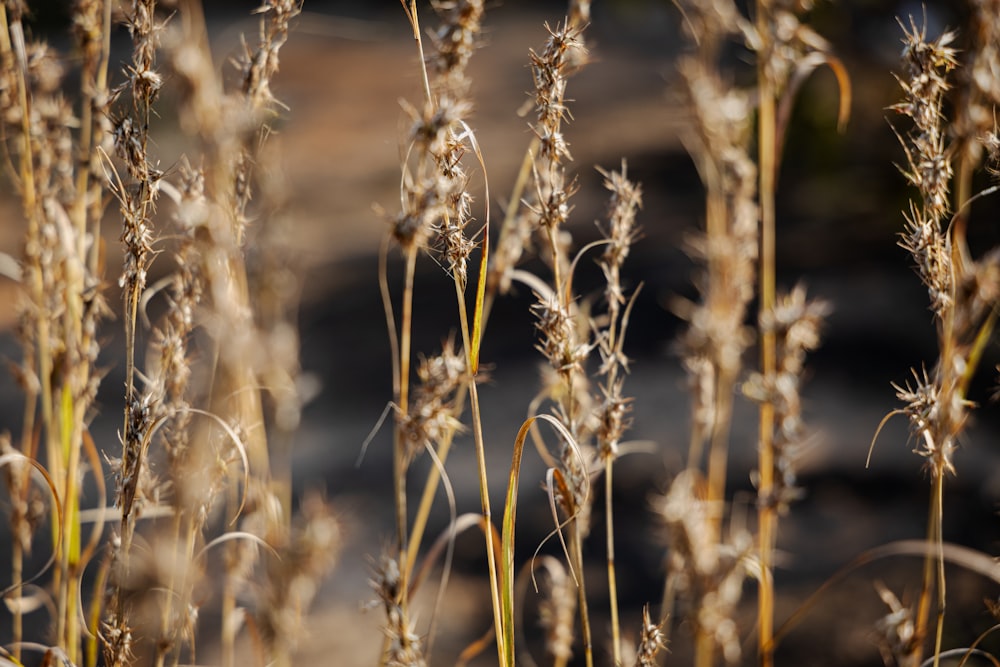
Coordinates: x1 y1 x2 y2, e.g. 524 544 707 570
0 1 999 666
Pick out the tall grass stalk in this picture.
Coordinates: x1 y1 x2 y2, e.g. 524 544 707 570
884 16 1000 666
752 4 847 662
755 1 779 660
383 4 502 666
1 0 113 659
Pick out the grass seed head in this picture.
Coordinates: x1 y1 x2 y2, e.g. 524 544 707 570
538 561 576 663
632 604 667 667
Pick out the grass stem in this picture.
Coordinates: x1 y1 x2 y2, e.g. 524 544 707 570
605 462 621 667
756 2 779 662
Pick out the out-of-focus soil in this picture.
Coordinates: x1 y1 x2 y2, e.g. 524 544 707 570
3 2 1000 666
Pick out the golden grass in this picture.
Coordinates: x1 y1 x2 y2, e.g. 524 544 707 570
1 1 999 666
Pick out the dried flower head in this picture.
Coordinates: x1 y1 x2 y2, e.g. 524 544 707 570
370 552 426 667
954 0 1000 166
397 338 467 462
594 163 642 460
596 164 642 300
532 291 589 375
875 582 917 665
891 17 958 315
892 365 967 478
745 285 829 512
258 492 342 654
427 0 484 96
530 21 587 163
657 470 750 663
632 605 667 667
536 558 576 664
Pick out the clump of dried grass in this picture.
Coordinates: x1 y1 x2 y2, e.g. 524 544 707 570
870 10 1000 667
376 2 1000 667
0 1 339 666
4 1 1000 666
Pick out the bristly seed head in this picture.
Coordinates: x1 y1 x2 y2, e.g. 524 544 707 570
632 604 667 667
891 17 957 318
427 0 484 96
744 285 829 513
531 291 590 374
397 338 467 463
537 559 576 664
530 20 587 164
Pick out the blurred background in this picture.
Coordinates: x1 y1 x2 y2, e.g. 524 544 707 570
2 1 1000 665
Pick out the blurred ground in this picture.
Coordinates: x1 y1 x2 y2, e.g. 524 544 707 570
3 1 1000 666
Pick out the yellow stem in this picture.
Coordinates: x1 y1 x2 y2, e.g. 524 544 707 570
933 468 946 667
404 433 456 578
394 246 417 613
469 379 506 665
482 138 538 327
706 368 735 538
695 630 715 667
12 537 22 663
403 269 484 576
572 525 594 667
605 461 621 666
912 466 946 667
756 0 778 660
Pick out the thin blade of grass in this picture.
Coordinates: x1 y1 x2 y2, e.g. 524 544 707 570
0 454 62 597
773 539 1000 650
502 414 582 666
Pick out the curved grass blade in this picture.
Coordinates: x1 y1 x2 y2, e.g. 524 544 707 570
501 414 581 666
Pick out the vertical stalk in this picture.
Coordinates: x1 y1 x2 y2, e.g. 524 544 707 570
3 3 67 653
756 2 779 663
11 527 23 662
394 246 417 613
155 513 185 667
695 632 715 667
221 565 236 667
548 221 564 311
90 0 114 275
455 253 505 664
483 140 538 326
953 157 973 269
913 466 945 667
401 273 478 584
705 369 736 536
393 0 431 629
605 463 621 666
469 378 506 666
61 327 86 662
86 552 111 667
404 430 458 579
688 188 723 473
571 526 594 667
933 468 946 667
703 150 734 530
